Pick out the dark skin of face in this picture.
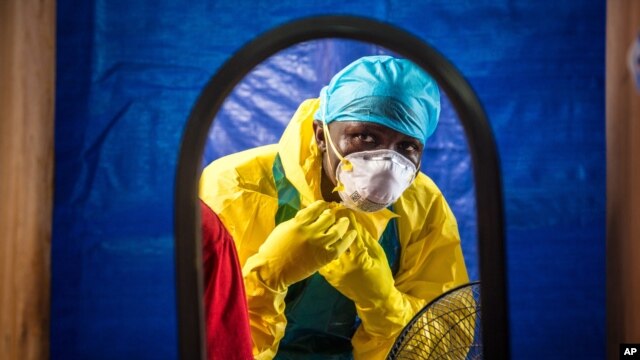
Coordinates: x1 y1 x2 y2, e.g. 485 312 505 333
312 120 424 203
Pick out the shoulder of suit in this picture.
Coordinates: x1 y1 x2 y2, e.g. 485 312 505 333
201 144 279 182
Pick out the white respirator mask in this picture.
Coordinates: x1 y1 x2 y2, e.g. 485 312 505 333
322 121 418 212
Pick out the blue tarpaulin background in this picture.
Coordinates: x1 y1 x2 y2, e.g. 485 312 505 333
53 1 605 359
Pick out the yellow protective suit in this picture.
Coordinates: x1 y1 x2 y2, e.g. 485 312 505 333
199 98 469 359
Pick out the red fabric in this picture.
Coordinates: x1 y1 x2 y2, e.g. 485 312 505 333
201 200 254 360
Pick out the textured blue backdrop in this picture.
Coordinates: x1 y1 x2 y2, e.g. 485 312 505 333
53 1 605 359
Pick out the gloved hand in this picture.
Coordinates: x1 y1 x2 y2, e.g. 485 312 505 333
242 200 357 292
319 212 413 337
319 212 395 305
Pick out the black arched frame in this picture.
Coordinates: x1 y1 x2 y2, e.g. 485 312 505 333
175 15 509 360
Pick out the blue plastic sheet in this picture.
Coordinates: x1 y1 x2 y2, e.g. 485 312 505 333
54 1 605 359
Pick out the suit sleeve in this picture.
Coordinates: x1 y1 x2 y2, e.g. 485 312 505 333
351 191 469 359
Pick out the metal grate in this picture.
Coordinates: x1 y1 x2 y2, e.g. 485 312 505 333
387 282 482 360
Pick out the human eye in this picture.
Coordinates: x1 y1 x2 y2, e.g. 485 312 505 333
354 133 375 144
399 141 419 153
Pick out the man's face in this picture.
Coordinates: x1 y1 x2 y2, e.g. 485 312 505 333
313 120 424 186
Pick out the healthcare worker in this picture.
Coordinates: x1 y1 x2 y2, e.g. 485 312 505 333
199 55 469 359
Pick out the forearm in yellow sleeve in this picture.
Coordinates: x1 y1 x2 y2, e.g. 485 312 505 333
243 267 287 360
350 289 426 359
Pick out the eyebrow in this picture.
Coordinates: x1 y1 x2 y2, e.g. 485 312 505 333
343 122 421 146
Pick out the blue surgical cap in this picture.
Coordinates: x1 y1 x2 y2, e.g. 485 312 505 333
314 55 441 144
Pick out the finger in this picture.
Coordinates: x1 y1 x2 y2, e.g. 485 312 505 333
294 200 330 223
319 216 350 242
361 233 386 259
333 206 355 223
308 209 336 231
334 229 357 255
318 260 338 277
315 217 351 256
351 232 367 254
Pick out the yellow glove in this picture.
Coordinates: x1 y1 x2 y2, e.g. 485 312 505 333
243 200 357 292
319 213 414 340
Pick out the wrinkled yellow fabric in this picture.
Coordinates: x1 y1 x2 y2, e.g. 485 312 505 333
199 98 469 359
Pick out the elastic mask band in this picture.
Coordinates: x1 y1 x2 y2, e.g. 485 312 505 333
321 103 350 193
322 121 352 169
321 95 352 171
322 121 349 193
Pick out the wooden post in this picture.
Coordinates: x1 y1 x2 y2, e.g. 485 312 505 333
0 0 55 359
607 0 640 358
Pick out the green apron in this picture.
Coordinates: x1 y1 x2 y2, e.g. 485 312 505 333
272 154 400 359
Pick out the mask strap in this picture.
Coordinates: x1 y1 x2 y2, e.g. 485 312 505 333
320 91 352 172
322 121 352 171
321 97 351 193
412 159 421 181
